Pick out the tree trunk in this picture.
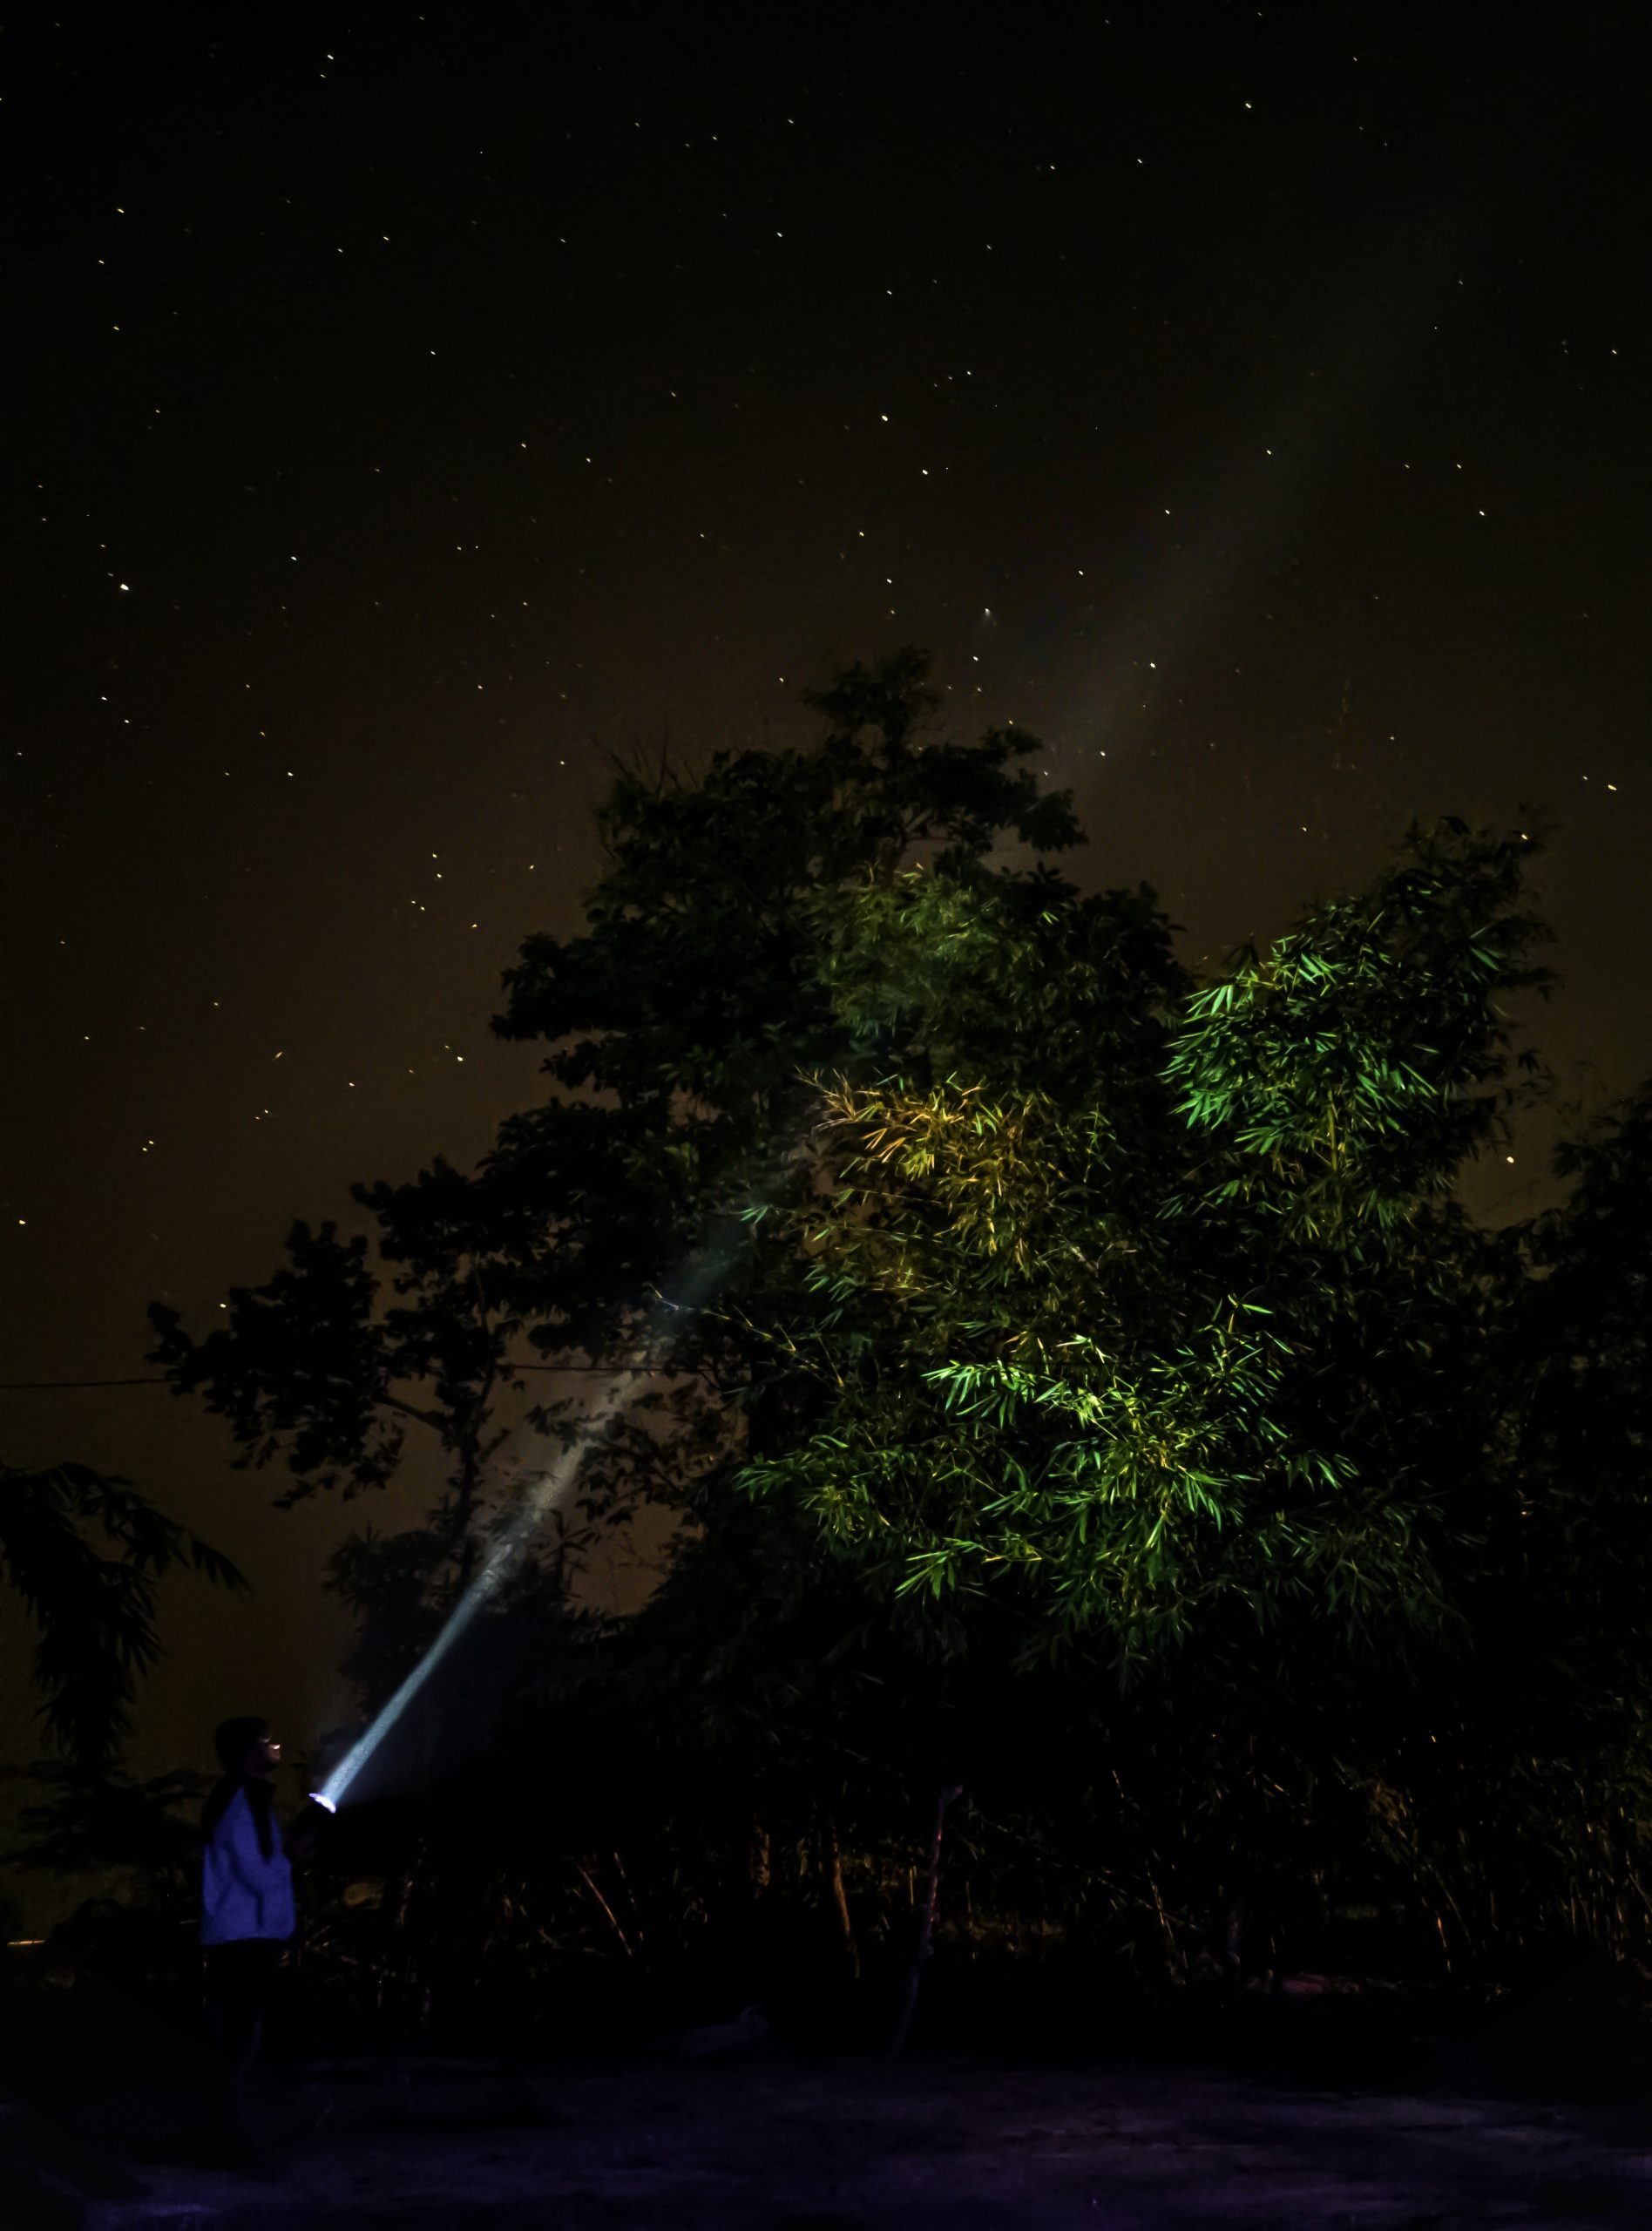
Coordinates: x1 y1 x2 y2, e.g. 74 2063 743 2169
889 1784 963 2053
823 1821 861 1984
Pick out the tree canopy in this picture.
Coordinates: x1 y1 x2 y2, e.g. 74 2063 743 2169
735 819 1552 1671
143 649 1652 1996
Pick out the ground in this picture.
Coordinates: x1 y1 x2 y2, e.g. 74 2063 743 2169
9 2046 1652 2229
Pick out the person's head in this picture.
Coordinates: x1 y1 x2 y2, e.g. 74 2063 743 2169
214 1714 281 1780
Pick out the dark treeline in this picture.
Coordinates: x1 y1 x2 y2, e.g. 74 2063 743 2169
9 650 1652 2050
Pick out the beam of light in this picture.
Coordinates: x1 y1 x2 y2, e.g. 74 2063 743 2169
310 1370 641 1812
309 1177 780 1814
1048 109 1521 764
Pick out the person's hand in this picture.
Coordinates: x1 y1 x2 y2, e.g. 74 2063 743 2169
286 1809 322 1865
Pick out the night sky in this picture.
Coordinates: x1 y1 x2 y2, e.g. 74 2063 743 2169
4 4 1651 1788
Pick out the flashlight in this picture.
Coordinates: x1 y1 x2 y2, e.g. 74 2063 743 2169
308 1791 338 1814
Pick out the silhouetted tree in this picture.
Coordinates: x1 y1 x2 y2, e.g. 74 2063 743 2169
147 649 1652 2007
150 650 1084 1702
0 1458 242 1776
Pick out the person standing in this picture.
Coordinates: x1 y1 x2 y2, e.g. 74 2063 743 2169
200 1716 305 2150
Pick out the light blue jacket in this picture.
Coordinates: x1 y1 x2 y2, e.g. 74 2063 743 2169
200 1783 296 1946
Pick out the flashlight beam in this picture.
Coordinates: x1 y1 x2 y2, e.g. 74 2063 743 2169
311 1371 642 1812
310 1172 791 1814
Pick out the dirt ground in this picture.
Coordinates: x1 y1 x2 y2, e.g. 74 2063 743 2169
10 2044 1652 2229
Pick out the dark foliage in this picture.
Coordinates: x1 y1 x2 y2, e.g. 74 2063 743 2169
114 651 1652 2037
0 1460 241 1773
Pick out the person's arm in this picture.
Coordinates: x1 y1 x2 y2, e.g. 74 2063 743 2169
202 1786 281 1939
206 1787 267 1898
283 1804 321 1866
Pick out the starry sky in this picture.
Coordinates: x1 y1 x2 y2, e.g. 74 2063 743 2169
4 3 1651 1791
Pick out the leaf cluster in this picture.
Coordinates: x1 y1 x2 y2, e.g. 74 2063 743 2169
735 820 1554 1679
0 1460 243 1773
